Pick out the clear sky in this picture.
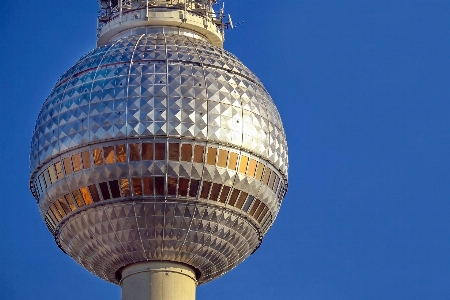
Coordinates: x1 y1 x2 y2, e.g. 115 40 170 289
1 1 450 299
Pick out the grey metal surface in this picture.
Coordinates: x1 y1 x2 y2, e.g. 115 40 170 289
30 32 288 285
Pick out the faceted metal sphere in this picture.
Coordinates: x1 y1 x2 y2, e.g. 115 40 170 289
30 33 288 284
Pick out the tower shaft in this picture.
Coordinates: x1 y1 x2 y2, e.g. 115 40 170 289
121 262 196 300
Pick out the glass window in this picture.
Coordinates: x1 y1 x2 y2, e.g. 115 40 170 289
58 198 71 215
235 192 248 209
63 156 73 175
46 209 59 225
155 143 165 160
55 162 64 180
64 194 77 211
168 177 177 195
189 179 200 197
255 163 265 181
238 156 249 174
71 190 85 207
54 201 66 218
180 144 192 162
206 147 217 165
263 169 271 185
80 187 93 205
99 182 111 200
193 145 204 163
43 169 51 188
93 148 103 166
268 172 276 189
132 178 143 196
116 145 126 162
108 180 121 198
178 178 189 196
155 177 165 195
143 177 153 196
242 195 254 212
257 207 269 223
200 181 211 199
48 165 57 184
120 179 131 197
71 153 82 172
272 176 280 192
209 183 222 201
130 143 141 161
49 205 62 221
142 143 153 160
261 210 271 225
88 184 101 202
249 199 261 216
228 189 240 206
169 143 180 161
217 149 228 168
247 160 257 177
219 186 230 203
254 202 265 219
228 152 238 170
81 151 91 169
104 146 115 164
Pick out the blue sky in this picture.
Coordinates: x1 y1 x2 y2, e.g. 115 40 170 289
1 1 450 299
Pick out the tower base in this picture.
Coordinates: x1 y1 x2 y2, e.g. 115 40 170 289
121 262 197 300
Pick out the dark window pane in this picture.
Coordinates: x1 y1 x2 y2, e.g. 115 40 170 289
43 169 51 188
58 198 71 214
50 205 62 221
64 194 77 211
219 186 230 203
242 195 254 212
254 202 266 219
130 143 141 161
200 181 211 199
228 189 240 206
63 157 73 175
99 182 111 200
257 207 269 223
89 185 101 202
155 177 165 195
189 179 200 197
132 178 143 196
93 148 103 166
249 199 261 216
235 192 248 209
81 151 91 169
180 144 192 162
142 143 153 160
169 143 180 161
109 180 121 198
206 147 217 165
120 179 131 197
209 183 222 201
71 190 84 207
104 146 115 164
168 177 177 195
155 143 165 160
53 201 66 218
193 145 204 163
178 178 189 196
116 145 126 162
143 177 153 196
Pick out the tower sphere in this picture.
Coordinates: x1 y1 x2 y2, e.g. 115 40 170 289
30 0 288 287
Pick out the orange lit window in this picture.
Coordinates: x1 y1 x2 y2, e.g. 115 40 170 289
200 181 211 199
193 145 204 163
247 160 257 177
255 163 264 181
58 198 71 215
49 205 62 221
228 189 240 206
116 145 126 162
143 177 153 196
120 179 131 197
55 162 64 180
71 190 84 207
64 194 77 211
168 177 177 195
206 147 217 165
71 153 82 172
235 192 248 209
219 186 230 203
238 156 249 174
217 149 228 168
88 185 101 202
80 187 93 205
93 148 103 166
63 157 73 175
129 144 140 161
81 151 91 169
104 146 115 164
142 143 153 160
181 144 192 162
169 143 180 161
133 178 143 196
48 165 57 183
155 143 165 160
178 178 189 196
54 201 66 217
109 180 121 198
228 152 238 170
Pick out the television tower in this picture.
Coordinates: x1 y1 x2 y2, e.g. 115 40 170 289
29 1 288 299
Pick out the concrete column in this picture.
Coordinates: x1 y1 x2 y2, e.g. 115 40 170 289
121 261 197 300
